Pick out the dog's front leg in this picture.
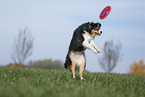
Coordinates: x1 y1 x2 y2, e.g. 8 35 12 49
90 40 101 53
82 41 98 54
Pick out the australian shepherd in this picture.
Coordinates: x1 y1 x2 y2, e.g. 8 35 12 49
64 22 102 80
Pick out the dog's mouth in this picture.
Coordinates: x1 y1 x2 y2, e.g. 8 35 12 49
91 30 102 36
95 31 102 36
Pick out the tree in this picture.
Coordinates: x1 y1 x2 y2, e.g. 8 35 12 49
11 27 34 64
98 40 122 72
129 60 145 75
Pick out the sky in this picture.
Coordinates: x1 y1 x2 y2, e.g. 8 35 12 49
0 0 145 73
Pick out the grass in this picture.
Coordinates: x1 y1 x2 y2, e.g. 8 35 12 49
0 68 145 97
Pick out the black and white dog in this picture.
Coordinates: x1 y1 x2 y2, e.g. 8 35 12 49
64 22 102 80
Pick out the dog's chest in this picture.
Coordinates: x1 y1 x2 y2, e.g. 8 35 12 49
83 33 95 43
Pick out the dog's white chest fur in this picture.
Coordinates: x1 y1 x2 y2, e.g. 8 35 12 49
69 51 85 67
83 32 95 43
82 31 100 54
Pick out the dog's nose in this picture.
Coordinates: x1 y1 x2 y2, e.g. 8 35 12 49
100 31 102 34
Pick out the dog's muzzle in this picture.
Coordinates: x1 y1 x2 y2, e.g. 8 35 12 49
95 31 102 36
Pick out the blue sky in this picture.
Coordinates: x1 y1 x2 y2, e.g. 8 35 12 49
0 0 145 73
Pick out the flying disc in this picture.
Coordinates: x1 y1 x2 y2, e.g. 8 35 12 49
99 6 111 20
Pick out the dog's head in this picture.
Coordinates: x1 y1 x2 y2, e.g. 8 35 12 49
87 22 102 36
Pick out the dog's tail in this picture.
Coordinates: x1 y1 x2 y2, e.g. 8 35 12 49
64 53 71 69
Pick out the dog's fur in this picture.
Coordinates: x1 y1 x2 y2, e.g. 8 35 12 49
64 22 102 80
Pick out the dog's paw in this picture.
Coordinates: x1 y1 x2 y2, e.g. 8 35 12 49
80 77 85 80
73 76 75 79
97 50 101 53
93 50 98 54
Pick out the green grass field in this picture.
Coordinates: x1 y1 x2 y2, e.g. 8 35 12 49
0 68 145 97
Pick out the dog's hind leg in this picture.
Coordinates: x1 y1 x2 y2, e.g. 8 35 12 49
79 64 85 80
70 60 75 79
77 54 86 80
79 59 85 80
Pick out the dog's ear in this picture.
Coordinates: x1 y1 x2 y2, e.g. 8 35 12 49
88 24 91 29
99 23 101 28
97 23 101 28
88 22 94 28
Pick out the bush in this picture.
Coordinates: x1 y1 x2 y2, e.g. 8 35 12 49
6 63 27 68
0 65 4 68
28 59 64 70
129 60 145 75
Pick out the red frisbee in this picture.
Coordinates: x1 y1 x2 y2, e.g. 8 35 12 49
100 6 111 20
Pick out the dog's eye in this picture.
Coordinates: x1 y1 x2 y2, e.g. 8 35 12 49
95 27 98 29
96 27 98 29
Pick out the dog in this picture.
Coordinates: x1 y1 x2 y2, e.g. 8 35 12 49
64 22 102 80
